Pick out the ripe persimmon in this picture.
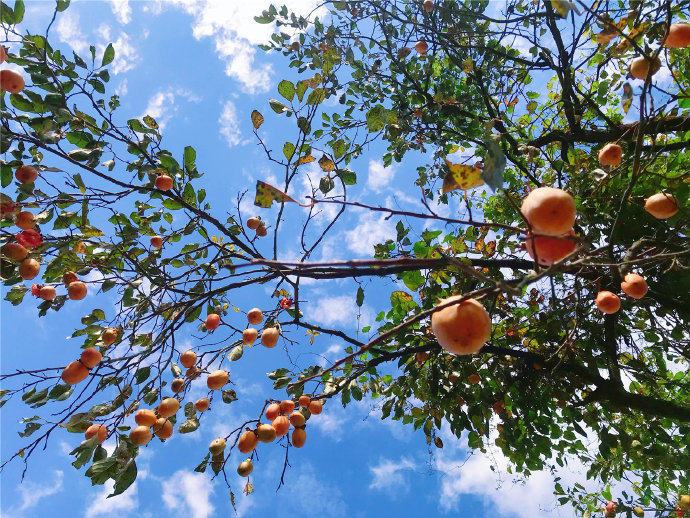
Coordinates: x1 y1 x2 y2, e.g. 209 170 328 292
280 400 295 414
242 328 258 345
621 273 648 299
598 143 623 167
298 395 311 407
155 174 173 191
195 397 210 412
80 347 103 368
289 411 306 427
153 418 173 439
171 378 185 393
180 350 196 368
237 459 253 477
0 69 25 94
257 423 276 443
205 313 220 331
265 402 281 421
261 327 279 348
185 366 202 379
62 271 78 285
256 224 267 237
292 428 306 448
246 217 261 230
416 351 429 364
414 40 428 54
2 242 27 261
38 285 56 301
209 438 226 455
644 193 678 219
68 281 87 300
158 398 180 418
665 23 690 48
150 235 163 248
207 369 229 390
16 211 35 230
238 430 258 453
525 229 577 265
308 400 322 415
272 415 290 437
18 258 40 280
596 291 621 314
247 308 263 325
85 424 108 443
130 425 153 446
520 187 576 236
101 328 118 346
468 374 481 384
431 296 491 355
135 409 157 427
15 165 38 184
61 361 89 385
629 55 660 80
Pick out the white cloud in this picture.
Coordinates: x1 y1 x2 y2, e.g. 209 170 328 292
108 0 132 24
219 100 244 147
55 11 88 55
344 210 396 256
369 457 416 492
307 294 372 328
142 88 202 130
161 470 215 518
11 470 64 513
88 480 138 516
111 33 139 75
285 463 348 518
368 159 397 192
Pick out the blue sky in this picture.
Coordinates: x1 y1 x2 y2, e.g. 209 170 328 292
0 1 641 517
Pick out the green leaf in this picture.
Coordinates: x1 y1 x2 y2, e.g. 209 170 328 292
356 286 364 307
337 169 356 185
306 88 326 105
0 1 15 23
278 80 295 102
269 99 288 114
184 146 196 168
109 460 136 497
13 0 23 23
178 418 199 434
283 142 295 161
18 421 42 437
101 43 115 67
56 0 70 12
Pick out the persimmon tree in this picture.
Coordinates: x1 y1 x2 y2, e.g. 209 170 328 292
1 0 690 515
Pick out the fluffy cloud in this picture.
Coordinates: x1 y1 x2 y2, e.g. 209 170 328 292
219 99 244 147
368 159 397 192
307 294 373 328
55 11 88 55
108 0 132 25
88 480 139 516
141 88 201 130
344 210 396 256
9 470 64 514
369 457 416 492
161 471 215 518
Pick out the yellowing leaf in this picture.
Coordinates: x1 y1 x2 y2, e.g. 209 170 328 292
596 27 619 46
441 158 484 193
622 82 633 115
74 241 86 254
461 57 473 73
250 110 264 130
614 23 649 55
254 181 298 208
318 154 335 172
297 155 315 165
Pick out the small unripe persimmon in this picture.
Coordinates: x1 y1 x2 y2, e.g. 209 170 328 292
19 258 40 280
265 402 281 421
644 193 678 219
261 327 279 348
280 400 295 414
207 369 229 390
155 174 173 191
158 398 180 418
154 418 173 439
150 235 163 248
246 217 261 230
242 327 258 345
101 328 118 346
596 291 621 314
16 211 35 230
272 415 290 437
85 424 108 444
598 143 623 167
205 313 220 331
195 397 210 412
62 361 89 385
38 285 56 301
289 411 306 427
238 430 258 453
130 425 153 446
2 242 28 261
209 437 226 455
665 23 690 48
180 350 197 368
292 427 307 448
237 459 253 477
621 273 647 299
80 347 103 368
308 400 323 415
247 308 263 325
135 409 158 427
0 69 25 94
298 395 311 407
171 378 185 393
68 281 87 300
257 423 276 443
15 165 38 184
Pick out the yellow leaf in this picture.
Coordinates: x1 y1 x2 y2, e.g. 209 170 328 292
254 181 298 208
461 57 473 73
250 110 264 130
318 154 335 172
297 155 315 165
614 22 649 55
74 241 86 255
441 158 484 193
550 0 581 18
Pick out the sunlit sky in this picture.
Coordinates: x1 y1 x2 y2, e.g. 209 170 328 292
2 1 668 516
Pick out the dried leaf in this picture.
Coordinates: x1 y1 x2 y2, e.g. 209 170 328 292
441 159 484 193
318 155 335 172
254 181 312 208
297 155 315 165
251 110 264 130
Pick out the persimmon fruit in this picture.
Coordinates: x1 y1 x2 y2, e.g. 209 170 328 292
101 328 118 346
308 400 322 415
16 211 35 230
246 217 261 230
265 402 281 421
150 235 163 248
257 423 276 443
414 40 428 54
416 351 428 364
298 395 311 407
621 273 647 299
158 398 180 418
171 378 185 393
247 308 263 324
237 459 253 477
431 296 491 355
280 399 295 414
195 397 210 412
596 291 621 314
80 347 103 368
598 143 623 167
520 186 576 236
272 415 290 437
19 258 40 280
0 45 6 63
207 369 229 390
130 425 153 446
85 424 108 443
205 313 220 331
679 495 690 510
289 411 306 427
61 361 89 385
0 69 25 94
422 0 434 13
15 165 38 184
63 271 78 285
209 438 226 455
242 328 258 345
155 174 173 191
256 225 267 237
261 327 279 348
525 229 577 265
2 242 28 261
180 350 197 368
238 430 258 453
38 285 56 301
665 23 690 48
154 418 173 439
630 55 660 80
135 409 157 427
644 193 678 219
292 428 306 448
185 366 201 379
68 281 87 300
468 373 481 384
